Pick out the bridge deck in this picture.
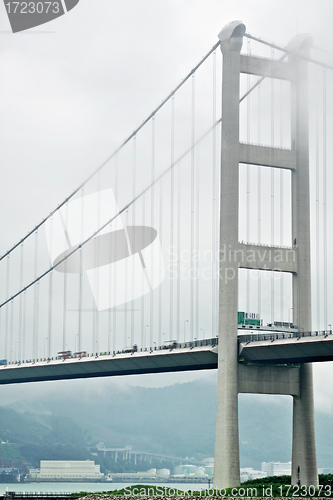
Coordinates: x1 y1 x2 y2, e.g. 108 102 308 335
239 333 333 364
0 346 218 385
2 331 333 385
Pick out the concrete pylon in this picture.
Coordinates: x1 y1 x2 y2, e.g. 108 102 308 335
288 33 318 487
213 21 245 490
213 22 318 489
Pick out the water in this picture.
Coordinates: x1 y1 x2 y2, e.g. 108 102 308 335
0 482 213 495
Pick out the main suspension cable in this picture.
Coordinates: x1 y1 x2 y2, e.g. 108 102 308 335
4 37 313 312
0 41 221 263
245 32 333 71
3 32 332 270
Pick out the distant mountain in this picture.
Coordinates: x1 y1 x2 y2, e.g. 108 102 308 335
0 379 332 471
0 405 86 447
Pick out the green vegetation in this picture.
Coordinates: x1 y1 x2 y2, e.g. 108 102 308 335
319 473 333 486
70 477 333 497
0 443 21 460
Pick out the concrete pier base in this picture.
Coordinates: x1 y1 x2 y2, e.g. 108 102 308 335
292 364 318 486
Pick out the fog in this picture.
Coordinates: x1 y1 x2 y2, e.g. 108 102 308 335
1 0 333 428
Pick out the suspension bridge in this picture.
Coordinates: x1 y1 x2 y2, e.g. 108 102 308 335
1 20 333 489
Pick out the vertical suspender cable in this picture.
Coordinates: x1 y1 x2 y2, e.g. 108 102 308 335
61 202 69 353
78 189 85 354
150 117 156 349
271 49 275 327
75 247 83 352
195 143 200 340
0 309 1 358
177 163 181 341
212 50 217 337
47 217 53 359
5 255 10 360
10 300 13 362
280 182 284 321
316 104 321 329
113 157 118 353
190 74 195 341
124 209 129 350
95 172 101 353
107 162 113 353
123 172 131 350
258 85 262 321
246 39 251 315
280 175 284 321
158 174 163 346
33 229 39 358
131 136 137 348
63 258 68 352
107 217 112 354
19 243 24 362
141 194 146 349
23 291 26 360
48 270 53 359
62 201 68 353
92 187 98 354
280 79 284 322
170 97 175 341
323 69 328 329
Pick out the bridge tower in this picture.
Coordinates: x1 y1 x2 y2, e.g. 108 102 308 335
213 21 318 489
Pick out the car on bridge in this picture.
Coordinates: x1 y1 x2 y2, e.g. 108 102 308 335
122 345 138 353
163 340 178 349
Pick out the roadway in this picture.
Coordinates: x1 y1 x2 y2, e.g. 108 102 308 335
1 330 333 385
238 331 333 364
0 343 218 385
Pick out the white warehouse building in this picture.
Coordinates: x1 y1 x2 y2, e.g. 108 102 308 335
29 460 104 481
261 461 291 477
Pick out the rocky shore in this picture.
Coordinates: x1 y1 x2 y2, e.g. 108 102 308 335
76 497 286 500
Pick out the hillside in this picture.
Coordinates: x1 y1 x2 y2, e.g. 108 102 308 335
0 379 332 471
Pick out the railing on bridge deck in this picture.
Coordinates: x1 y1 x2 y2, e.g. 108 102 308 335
237 328 333 343
0 337 219 367
1 328 333 368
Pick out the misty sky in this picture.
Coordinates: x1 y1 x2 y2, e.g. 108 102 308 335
1 0 333 424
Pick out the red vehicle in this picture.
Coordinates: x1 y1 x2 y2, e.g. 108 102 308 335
72 351 87 358
57 350 72 360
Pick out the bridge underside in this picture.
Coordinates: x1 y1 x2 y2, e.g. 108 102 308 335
0 346 218 385
239 334 333 364
1 333 333 384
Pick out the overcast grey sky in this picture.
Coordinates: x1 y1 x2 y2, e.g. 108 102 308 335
1 0 333 412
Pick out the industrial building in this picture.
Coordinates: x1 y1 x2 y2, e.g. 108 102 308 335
261 461 292 477
240 468 267 482
173 465 206 476
28 460 104 481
